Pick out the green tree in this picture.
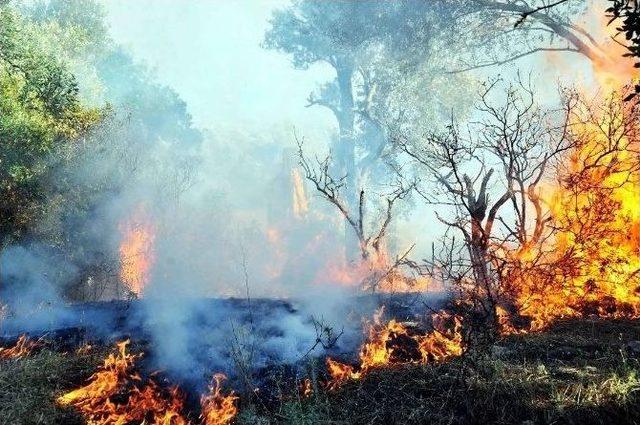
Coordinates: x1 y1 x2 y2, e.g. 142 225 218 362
0 5 99 250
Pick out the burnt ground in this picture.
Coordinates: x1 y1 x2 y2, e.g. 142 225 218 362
2 318 640 424
0 294 445 393
247 319 640 425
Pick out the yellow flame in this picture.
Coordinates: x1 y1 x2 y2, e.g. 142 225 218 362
119 205 156 297
327 309 463 388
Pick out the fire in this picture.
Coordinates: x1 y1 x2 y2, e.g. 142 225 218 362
591 14 638 92
498 91 640 333
57 340 187 424
0 334 41 359
497 46 639 334
326 309 463 388
300 378 313 398
119 204 156 297
292 168 309 218
321 249 432 293
200 374 238 425
415 312 464 362
58 340 238 425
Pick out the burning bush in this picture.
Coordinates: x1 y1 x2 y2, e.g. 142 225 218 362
500 91 640 332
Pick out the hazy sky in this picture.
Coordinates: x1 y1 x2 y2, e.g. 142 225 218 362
103 0 334 134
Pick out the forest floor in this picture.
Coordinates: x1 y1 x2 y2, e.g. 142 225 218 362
2 319 640 424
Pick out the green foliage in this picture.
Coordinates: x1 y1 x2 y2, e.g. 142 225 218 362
0 5 100 246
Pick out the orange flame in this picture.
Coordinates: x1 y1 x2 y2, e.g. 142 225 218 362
57 340 188 424
321 250 432 294
508 102 639 332
119 205 156 297
200 374 238 425
327 309 463 388
499 31 640 333
415 312 464 363
58 340 238 425
0 334 41 359
299 378 313 398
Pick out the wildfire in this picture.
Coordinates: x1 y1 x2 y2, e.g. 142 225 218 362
0 334 41 359
498 86 639 333
119 205 156 297
58 340 238 425
326 309 463 388
200 374 238 425
300 378 313 398
321 249 432 294
57 340 187 424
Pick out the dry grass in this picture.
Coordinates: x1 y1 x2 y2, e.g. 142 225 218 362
0 348 106 424
248 319 640 425
3 319 640 424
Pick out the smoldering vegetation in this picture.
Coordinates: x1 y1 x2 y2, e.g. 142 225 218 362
2 0 640 423
1 0 452 385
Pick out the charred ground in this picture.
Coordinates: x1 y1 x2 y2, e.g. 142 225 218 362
3 318 640 424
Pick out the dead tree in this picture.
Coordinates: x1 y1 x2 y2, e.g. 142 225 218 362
396 78 575 332
296 136 413 290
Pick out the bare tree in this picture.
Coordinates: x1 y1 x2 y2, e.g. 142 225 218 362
396 78 575 332
296 136 414 291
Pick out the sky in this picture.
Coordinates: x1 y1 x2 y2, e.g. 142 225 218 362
103 0 335 134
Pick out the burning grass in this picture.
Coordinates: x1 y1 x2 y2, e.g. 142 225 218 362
3 318 640 424
0 334 42 359
56 340 237 425
326 309 463 388
249 319 640 425
200 374 239 425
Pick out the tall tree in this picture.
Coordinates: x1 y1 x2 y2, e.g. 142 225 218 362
265 0 466 260
607 0 640 99
443 0 612 73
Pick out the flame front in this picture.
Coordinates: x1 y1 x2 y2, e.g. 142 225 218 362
119 205 156 297
0 334 41 359
498 49 640 333
327 309 463 388
57 340 188 424
58 340 238 425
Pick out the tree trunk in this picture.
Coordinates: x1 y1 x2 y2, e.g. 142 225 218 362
334 56 359 264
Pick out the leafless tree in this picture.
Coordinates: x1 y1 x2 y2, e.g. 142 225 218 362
295 135 414 290
396 78 576 332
